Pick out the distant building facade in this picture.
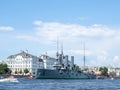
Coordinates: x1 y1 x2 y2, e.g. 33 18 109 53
7 51 43 75
40 55 56 69
108 67 120 77
39 54 74 70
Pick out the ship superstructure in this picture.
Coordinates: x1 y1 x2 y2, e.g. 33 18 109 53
35 44 96 79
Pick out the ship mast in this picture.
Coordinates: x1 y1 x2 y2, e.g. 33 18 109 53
56 37 59 60
83 42 86 70
57 37 59 52
61 42 64 61
61 42 63 55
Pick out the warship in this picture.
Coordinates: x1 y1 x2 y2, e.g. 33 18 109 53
35 43 96 79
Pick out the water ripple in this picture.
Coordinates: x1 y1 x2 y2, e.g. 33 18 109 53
0 79 120 90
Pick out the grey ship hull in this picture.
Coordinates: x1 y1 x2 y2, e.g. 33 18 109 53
36 69 96 79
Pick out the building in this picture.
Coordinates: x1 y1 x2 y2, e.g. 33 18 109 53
7 51 44 75
39 53 74 70
40 55 56 69
108 67 120 77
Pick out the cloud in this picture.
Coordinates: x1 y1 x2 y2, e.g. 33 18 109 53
32 21 119 52
112 56 120 66
89 24 115 36
0 26 14 31
98 51 108 59
33 20 43 26
19 20 120 52
113 56 119 62
17 20 120 66
33 20 116 41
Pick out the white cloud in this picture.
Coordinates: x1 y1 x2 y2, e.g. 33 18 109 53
109 56 120 67
113 56 119 62
89 24 115 36
32 21 119 53
33 21 116 42
33 20 43 26
0 26 14 31
95 51 108 65
18 20 120 52
17 20 120 66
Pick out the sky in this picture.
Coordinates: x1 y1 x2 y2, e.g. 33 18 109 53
0 0 120 67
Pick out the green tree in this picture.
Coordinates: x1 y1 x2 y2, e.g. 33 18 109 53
0 64 11 74
19 70 22 74
24 68 29 74
74 65 80 71
84 68 88 71
99 67 108 76
5 68 11 74
15 71 17 74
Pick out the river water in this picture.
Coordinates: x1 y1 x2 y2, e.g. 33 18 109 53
0 78 120 90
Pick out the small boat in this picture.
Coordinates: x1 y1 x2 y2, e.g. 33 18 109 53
0 76 19 82
27 75 33 80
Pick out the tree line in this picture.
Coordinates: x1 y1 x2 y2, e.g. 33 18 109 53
0 63 109 76
0 64 11 74
0 63 30 75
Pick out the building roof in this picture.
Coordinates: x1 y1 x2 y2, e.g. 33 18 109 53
7 51 38 59
40 55 56 61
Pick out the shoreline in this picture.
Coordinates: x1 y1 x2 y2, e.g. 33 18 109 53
0 74 32 78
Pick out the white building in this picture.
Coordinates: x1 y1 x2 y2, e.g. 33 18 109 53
7 51 44 75
40 55 56 69
108 67 120 77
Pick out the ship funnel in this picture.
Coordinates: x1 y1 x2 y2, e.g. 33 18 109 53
71 56 74 70
58 54 62 65
65 55 68 67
